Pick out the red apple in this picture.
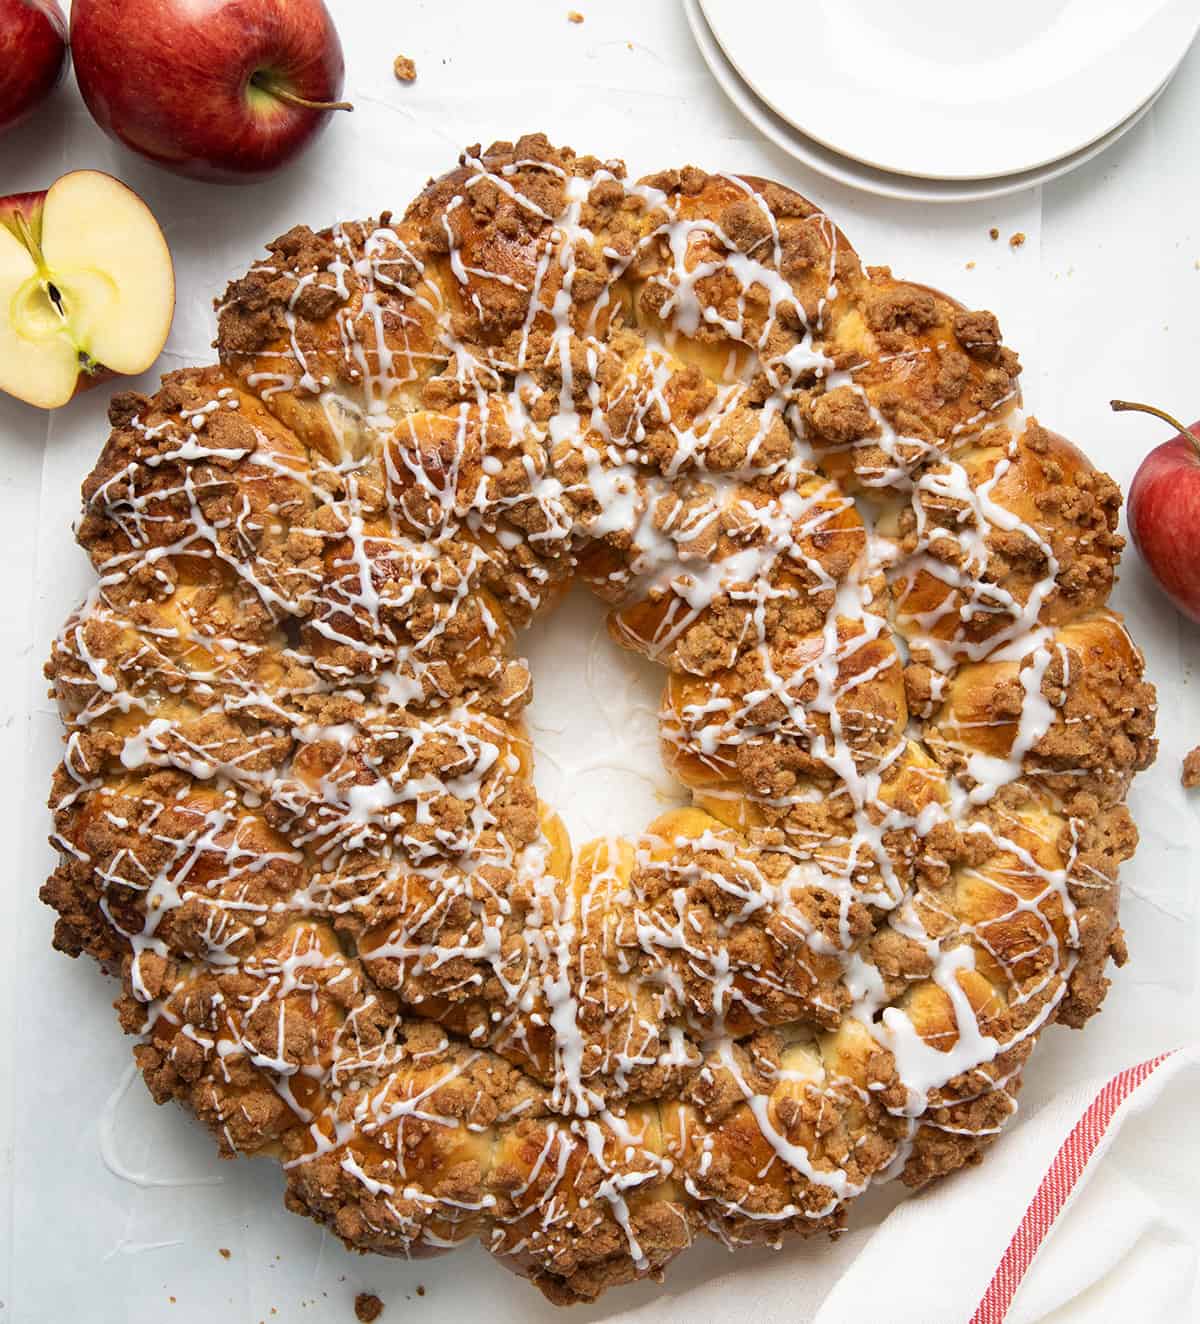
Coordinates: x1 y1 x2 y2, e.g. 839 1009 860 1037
70 0 352 184
0 0 68 133
0 171 175 408
1112 399 1200 622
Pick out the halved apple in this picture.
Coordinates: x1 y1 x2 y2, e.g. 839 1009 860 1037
0 170 174 409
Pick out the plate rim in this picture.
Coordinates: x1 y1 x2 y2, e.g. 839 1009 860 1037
697 0 1198 181
684 0 1172 205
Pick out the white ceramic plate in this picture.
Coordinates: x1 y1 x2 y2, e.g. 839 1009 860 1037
698 0 1199 181
685 0 1171 204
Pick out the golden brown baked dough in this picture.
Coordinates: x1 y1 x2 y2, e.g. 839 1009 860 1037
42 135 1157 1304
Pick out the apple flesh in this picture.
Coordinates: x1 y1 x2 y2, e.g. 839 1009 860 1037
70 0 351 184
0 171 175 409
0 0 68 133
1112 399 1200 623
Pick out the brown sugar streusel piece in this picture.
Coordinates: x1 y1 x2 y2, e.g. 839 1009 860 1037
354 1293 384 1322
393 55 416 82
1182 746 1200 788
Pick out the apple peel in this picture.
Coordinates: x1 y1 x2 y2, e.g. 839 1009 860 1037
1111 397 1200 623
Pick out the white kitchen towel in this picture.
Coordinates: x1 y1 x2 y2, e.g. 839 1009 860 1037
819 1046 1199 1324
611 1046 1200 1324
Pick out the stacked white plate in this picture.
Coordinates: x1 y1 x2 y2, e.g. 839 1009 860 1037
686 0 1200 202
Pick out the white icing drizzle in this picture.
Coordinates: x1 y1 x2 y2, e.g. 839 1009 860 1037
99 1063 226 1189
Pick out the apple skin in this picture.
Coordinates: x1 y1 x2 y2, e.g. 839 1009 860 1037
1127 428 1200 622
70 0 348 183
0 0 69 134
0 187 47 240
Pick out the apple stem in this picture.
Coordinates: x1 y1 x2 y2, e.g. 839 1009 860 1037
250 73 353 113
1111 399 1200 462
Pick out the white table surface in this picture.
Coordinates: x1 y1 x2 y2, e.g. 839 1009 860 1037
2 3 1199 1322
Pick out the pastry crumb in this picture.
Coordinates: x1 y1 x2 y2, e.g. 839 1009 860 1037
1182 746 1200 788
965 261 975 270
393 55 416 83
988 227 999 240
568 10 584 21
218 1248 231 1260
355 1293 384 1323
1009 231 1026 249
416 1285 426 1297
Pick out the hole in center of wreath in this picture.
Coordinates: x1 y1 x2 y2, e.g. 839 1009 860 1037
523 584 689 845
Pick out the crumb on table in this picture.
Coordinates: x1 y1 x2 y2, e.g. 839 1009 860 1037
1009 231 1026 249
416 1285 426 1297
988 227 999 240
218 1248 231 1260
355 1293 384 1323
568 9 584 21
1182 746 1200 788
965 260 975 270
393 55 416 83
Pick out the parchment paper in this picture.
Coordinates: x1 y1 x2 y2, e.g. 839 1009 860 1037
2 4 1198 1321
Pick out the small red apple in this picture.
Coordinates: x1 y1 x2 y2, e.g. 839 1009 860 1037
0 171 175 408
70 0 352 184
0 0 68 133
1112 399 1200 622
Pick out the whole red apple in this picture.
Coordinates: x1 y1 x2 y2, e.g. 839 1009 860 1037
70 0 352 184
0 0 68 133
1112 399 1200 622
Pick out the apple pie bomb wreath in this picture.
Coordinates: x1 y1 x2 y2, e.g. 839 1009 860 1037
44 136 1157 1304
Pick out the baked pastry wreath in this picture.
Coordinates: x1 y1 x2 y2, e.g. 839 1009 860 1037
44 136 1157 1304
